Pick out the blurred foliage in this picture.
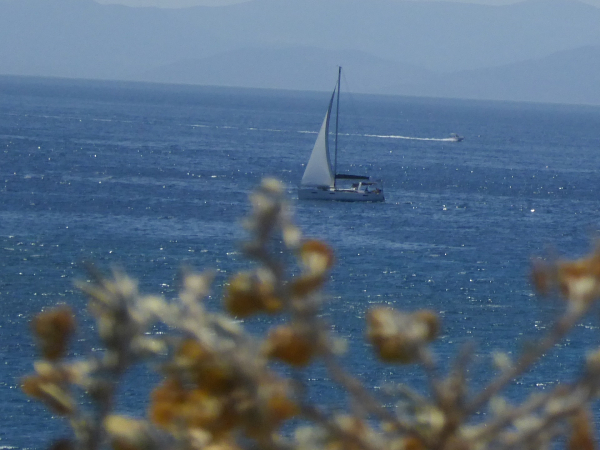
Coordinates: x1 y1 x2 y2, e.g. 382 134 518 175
22 179 600 450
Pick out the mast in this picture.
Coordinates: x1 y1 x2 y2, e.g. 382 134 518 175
334 66 341 188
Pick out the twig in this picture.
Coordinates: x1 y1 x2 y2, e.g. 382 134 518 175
465 301 590 415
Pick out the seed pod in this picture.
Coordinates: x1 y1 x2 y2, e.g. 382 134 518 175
224 271 282 318
366 307 433 364
290 274 326 298
413 310 440 342
104 415 154 450
263 325 317 367
299 240 334 275
32 306 76 361
556 246 600 303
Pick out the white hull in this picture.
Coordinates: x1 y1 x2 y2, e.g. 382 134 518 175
298 187 384 202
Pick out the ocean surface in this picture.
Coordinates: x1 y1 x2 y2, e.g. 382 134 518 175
2 75 600 448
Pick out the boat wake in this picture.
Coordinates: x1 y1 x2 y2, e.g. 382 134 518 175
303 130 459 142
189 124 458 142
363 134 458 142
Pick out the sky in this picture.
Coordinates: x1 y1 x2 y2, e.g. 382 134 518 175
94 0 600 8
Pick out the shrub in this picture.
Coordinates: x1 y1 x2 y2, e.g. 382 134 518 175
22 179 600 450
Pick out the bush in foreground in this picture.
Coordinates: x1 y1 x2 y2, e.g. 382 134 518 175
22 179 600 450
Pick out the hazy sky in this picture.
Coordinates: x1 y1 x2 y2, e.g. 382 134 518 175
94 0 600 8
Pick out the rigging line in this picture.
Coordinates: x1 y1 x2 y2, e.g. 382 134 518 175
340 69 368 141
334 66 341 187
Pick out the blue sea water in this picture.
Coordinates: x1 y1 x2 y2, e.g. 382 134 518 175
2 75 600 448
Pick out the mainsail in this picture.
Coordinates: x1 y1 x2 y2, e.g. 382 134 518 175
300 90 336 188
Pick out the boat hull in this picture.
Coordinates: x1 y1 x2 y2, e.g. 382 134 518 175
298 187 384 202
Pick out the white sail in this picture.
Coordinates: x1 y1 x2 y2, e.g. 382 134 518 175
300 91 336 188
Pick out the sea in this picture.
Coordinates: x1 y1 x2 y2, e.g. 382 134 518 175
2 75 600 448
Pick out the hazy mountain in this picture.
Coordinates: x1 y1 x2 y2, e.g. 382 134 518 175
2 0 600 104
138 47 437 93
176 0 600 72
425 45 600 105
0 0 238 79
139 44 600 105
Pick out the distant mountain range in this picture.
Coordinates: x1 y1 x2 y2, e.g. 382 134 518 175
1 0 600 105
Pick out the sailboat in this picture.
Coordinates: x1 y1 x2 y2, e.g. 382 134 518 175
298 67 384 202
